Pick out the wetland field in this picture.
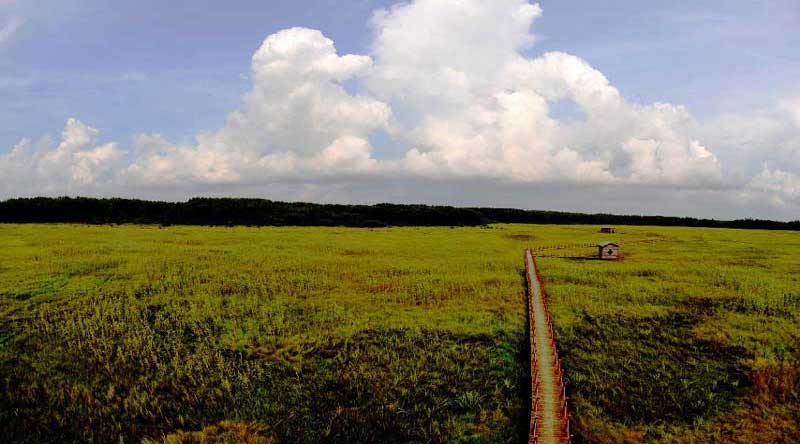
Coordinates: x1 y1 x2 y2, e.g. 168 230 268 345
0 224 797 443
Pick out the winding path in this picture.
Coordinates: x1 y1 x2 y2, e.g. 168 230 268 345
525 249 570 444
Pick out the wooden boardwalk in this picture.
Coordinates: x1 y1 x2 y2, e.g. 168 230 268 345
525 250 570 444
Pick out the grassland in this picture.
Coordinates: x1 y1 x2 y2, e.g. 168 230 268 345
0 224 798 443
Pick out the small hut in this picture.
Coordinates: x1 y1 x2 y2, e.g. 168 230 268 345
600 226 616 234
598 242 620 260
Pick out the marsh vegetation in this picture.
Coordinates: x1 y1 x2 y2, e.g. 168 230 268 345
0 224 797 443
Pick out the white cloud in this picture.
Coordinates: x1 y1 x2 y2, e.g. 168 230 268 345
0 15 24 46
1 0 798 219
779 97 800 129
122 27 391 187
702 96 800 182
747 165 800 206
0 119 125 195
368 1 723 187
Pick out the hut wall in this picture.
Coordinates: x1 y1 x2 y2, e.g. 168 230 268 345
599 245 620 260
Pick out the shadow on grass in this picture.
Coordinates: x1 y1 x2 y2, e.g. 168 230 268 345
560 298 750 429
1 326 531 444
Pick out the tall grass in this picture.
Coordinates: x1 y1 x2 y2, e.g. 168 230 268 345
536 226 800 443
0 223 797 443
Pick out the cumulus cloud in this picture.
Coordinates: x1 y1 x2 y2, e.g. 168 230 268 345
0 15 24 46
1 0 798 218
748 166 800 205
780 97 800 128
365 0 724 187
702 96 800 184
0 119 125 195
122 27 391 187
732 97 800 207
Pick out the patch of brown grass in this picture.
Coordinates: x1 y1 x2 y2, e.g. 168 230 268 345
145 421 273 444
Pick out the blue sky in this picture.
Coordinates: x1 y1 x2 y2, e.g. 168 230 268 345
1 0 799 219
2 0 393 147
3 0 797 148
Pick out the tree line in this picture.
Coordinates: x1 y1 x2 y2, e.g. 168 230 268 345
0 197 797 230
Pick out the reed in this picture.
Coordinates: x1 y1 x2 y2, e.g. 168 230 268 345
0 223 797 443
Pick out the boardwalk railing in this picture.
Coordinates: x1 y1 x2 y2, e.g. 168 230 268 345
531 239 664 252
525 249 571 444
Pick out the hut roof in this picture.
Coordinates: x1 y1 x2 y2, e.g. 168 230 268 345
598 242 619 247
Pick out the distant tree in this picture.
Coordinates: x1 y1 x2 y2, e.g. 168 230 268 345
0 196 797 230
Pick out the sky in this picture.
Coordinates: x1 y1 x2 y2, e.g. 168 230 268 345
1 0 799 220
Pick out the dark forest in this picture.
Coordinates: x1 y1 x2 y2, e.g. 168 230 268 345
1 197 797 230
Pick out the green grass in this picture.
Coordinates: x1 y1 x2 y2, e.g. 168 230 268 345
536 226 800 443
0 224 798 443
